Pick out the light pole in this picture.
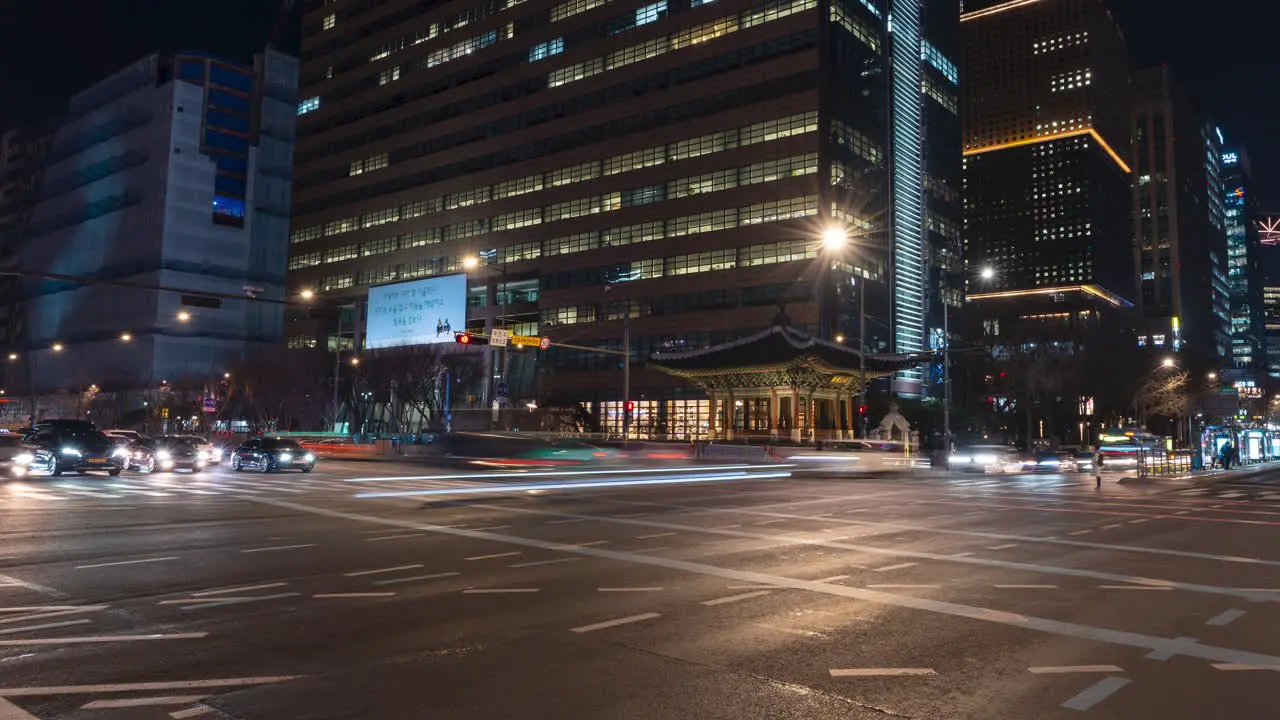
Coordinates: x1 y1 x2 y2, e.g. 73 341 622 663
465 254 509 425
821 226 868 437
300 289 348 432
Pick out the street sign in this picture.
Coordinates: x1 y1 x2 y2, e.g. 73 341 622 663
489 328 510 347
201 396 217 413
495 380 509 406
509 334 540 347
539 335 551 350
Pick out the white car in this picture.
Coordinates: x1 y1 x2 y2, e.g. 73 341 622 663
164 435 224 464
776 440 931 471
949 445 1021 473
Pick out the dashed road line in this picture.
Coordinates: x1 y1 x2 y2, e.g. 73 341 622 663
574 541 609 547
241 544 316 553
1069 530 1093 536
179 593 299 610
465 552 522 561
995 585 1058 589
702 590 772 606
0 632 208 646
830 668 935 677
372 572 460 586
872 562 918 572
867 584 940 589
509 558 579 568
571 613 661 633
1029 665 1123 674
462 588 539 594
636 532 678 539
1211 663 1280 671
1206 609 1246 627
1098 585 1173 591
344 564 424 577
0 677 300 695
74 556 179 570
82 696 208 709
364 533 428 542
986 544 1018 550
1060 677 1131 711
0 619 91 636
0 607 108 624
314 593 395 599
190 583 286 597
597 587 663 592
170 706 215 718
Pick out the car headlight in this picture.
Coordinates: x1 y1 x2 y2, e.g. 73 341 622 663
303 453 315 462
278 452 293 462
197 450 210 460
949 455 970 463
60 447 81 457
212 449 222 460
113 448 130 458
156 450 171 460
972 453 997 464
13 452 33 465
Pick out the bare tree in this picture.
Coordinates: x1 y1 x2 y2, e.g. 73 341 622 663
1135 367 1190 425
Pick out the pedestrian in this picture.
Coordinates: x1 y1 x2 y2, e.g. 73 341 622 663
1221 442 1234 471
1093 446 1102 488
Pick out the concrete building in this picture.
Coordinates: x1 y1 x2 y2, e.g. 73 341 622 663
1128 66 1230 371
17 50 298 397
287 0 961 433
1221 147 1264 371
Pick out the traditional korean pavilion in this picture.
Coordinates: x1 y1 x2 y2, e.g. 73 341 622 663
649 312 921 442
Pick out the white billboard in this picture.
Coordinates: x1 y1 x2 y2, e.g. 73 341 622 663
366 274 468 349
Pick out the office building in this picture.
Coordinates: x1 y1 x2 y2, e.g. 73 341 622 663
288 0 960 433
1259 215 1280 378
1129 66 1229 368
0 129 51 357
18 50 299 397
959 0 1134 445
1221 147 1264 370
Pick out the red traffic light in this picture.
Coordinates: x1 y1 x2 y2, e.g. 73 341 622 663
455 332 472 344
624 400 635 413
857 405 868 415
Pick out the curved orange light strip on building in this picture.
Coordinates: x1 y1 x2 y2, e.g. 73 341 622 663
963 128 1131 174
960 0 1045 22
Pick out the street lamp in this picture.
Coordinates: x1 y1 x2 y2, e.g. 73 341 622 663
176 311 191 322
979 266 995 281
822 226 848 250
300 289 315 300
464 253 511 419
7 353 15 361
223 372 231 379
350 357 360 366
818 225 869 438
51 343 63 352
1207 372 1218 381
1162 357 1175 368
120 333 132 342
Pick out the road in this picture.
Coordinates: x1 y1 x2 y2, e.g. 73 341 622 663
0 459 1278 719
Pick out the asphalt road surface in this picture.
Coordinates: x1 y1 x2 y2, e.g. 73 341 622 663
0 459 1278 719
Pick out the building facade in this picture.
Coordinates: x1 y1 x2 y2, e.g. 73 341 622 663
1221 147 1264 371
288 0 960 432
18 50 299 396
1128 66 1229 369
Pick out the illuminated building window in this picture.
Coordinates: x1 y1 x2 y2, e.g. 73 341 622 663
323 13 336 30
378 66 400 85
297 96 320 115
529 37 565 62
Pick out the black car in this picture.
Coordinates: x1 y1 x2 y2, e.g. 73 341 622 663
24 426 127 477
0 434 50 478
231 437 316 473
127 438 206 473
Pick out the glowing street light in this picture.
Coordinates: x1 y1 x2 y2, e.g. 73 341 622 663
224 372 231 379
6 353 15 361
51 343 63 352
350 357 360 366
1162 357 1175 368
979 266 996 281
300 289 315 300
176 311 191 322
835 334 845 343
1207 372 1218 381
120 332 132 342
821 227 848 250
463 256 480 269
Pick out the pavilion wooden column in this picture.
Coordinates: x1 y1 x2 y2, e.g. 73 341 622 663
790 388 801 442
846 393 855 439
707 394 719 440
769 389 779 440
725 389 735 441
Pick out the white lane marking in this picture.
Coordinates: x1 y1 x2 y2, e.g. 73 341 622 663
0 607 101 614
509 558 579 568
313 593 395 598
710 524 741 530
0 677 300 696
1098 585 1173 591
1211 663 1280 671
951 552 974 557
82 696 208 709
372 572 460 586
867 584 940 589
598 587 663 592
757 519 786 525
1100 524 1123 530
1174 510 1191 515
987 544 1018 550
872 562 918 572
0 619 92 636
1029 665 1124 674
574 541 609 547
179 593 299 610
75 556 179 570
995 585 1058 589
702 590 772 606
190 583 286 597
465 552 522 561
0 607 108 625
727 585 781 589
344 564 424 577
1069 530 1093 536
814 575 850 583
364 533 428 542
545 519 587 525
0 575 62 598
571 613 661 633
635 532 678 539
170 706 215 719
159 598 256 605
471 525 513 531
462 588 539 594
829 668 935 677
753 623 826 638
0 633 207 646
1128 519 1148 524
1060 676 1131 711
1206 609 1247 627
249 497 1280 670
241 544 315 553
0 697 39 720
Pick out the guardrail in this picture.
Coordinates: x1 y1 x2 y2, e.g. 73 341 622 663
1135 448 1195 477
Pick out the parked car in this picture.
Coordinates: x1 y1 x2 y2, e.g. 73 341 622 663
231 437 316 473
127 437 207 473
24 426 127 477
0 434 50 478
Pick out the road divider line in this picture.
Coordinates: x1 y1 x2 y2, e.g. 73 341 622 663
872 563 918 572
372 572 460 586
571 613 661 633
159 598 255 605
241 544 316 553
597 587 663 592
179 593 299 610
0 619 91 636
471 526 513 531
574 541 609 547
0 607 108 625
190 583 286 597
364 533 427 542
830 668 935 677
867 584 940 589
314 593 395 598
1069 530 1093 536
702 590 772 606
710 524 741 530
1029 665 1123 674
995 585 1058 589
1060 677 1131 711
1211 663 1280 671
727 585 781 589
74 557 179 570
0 607 100 613
1098 585 1173 591
462 588 539 594
0 633 207 646
1206 609 1246 627
509 558 579 568
465 552 522 561
82 696 208 709
344 564 424 577
986 544 1018 550
1100 524 1123 529
636 532 678 539
170 706 215 719
0 677 300 696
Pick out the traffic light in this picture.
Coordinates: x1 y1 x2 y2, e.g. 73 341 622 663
857 404 868 416
454 332 488 345
624 400 635 418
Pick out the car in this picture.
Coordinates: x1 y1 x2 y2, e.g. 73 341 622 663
24 426 128 477
948 445 1021 473
104 429 147 442
0 435 50 478
997 450 1081 474
163 435 223 464
231 437 316 473
127 438 207 473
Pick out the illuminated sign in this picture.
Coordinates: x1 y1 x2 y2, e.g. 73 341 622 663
1259 217 1280 245
366 274 468 349
1223 152 1239 165
1217 127 1225 144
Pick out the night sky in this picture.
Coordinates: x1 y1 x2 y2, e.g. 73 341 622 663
0 0 1275 201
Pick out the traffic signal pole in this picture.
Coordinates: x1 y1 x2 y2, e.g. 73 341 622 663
622 313 631 442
